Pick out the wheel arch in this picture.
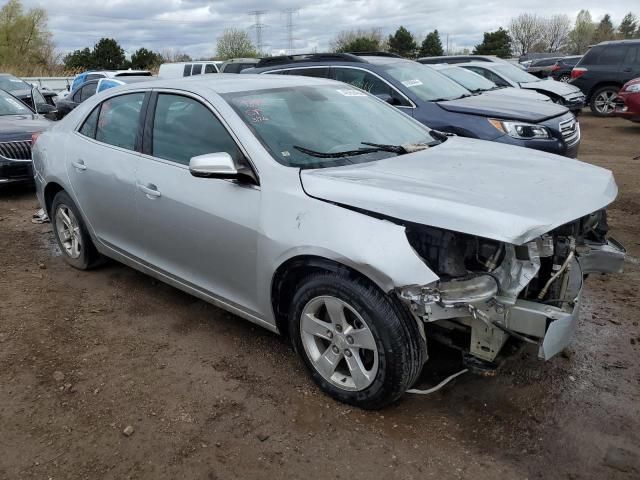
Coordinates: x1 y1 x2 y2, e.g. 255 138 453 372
43 181 65 216
586 81 623 101
270 255 392 338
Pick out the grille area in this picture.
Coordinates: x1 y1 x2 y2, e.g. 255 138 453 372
559 118 580 147
0 140 32 160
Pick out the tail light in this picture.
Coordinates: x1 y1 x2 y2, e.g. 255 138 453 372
571 67 587 80
31 132 42 145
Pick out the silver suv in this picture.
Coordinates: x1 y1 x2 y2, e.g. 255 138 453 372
33 75 625 409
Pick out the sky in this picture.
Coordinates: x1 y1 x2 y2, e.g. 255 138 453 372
21 0 640 59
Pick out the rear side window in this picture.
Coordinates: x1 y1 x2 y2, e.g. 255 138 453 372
183 64 192 76
205 64 216 73
192 64 203 75
80 82 98 101
623 46 640 66
598 46 627 66
283 67 330 78
95 93 145 151
79 106 100 139
223 63 242 73
151 94 242 165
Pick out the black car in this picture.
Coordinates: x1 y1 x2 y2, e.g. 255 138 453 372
549 56 582 83
0 89 51 185
244 53 580 158
526 57 562 78
0 74 57 110
570 40 640 116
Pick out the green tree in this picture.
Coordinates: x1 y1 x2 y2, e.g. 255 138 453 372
387 26 417 58
593 14 615 43
215 29 257 60
418 30 444 57
331 28 384 53
568 10 596 54
618 13 638 39
92 38 125 69
131 47 162 69
335 36 380 53
473 28 512 58
63 47 94 70
0 0 54 66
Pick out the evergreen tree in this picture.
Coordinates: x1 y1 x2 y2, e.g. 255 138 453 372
388 26 417 58
418 30 444 57
618 13 638 39
593 14 615 43
473 28 512 58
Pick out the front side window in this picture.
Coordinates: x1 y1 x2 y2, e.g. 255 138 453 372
334 68 396 98
383 63 470 102
283 67 330 78
151 94 242 165
205 64 217 73
225 85 438 169
439 66 496 92
95 93 145 150
80 82 98 101
492 64 540 83
192 64 203 75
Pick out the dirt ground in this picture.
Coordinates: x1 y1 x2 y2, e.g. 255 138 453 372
1 113 639 480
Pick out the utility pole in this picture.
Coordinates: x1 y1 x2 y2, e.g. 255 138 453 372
283 8 298 54
249 10 267 54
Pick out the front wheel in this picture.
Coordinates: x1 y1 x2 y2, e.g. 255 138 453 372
558 74 571 83
289 271 426 409
590 86 619 116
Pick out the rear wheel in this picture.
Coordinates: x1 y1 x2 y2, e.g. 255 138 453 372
558 74 570 83
51 191 101 270
289 271 426 409
590 86 619 116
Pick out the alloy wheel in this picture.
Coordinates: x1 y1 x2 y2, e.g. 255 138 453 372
300 296 379 391
55 204 82 259
594 90 619 115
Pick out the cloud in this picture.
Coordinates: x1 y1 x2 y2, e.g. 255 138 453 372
22 0 640 58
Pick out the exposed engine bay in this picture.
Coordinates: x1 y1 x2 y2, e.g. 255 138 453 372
399 210 625 368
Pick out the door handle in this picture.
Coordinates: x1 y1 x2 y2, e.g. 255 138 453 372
137 183 161 198
71 159 87 171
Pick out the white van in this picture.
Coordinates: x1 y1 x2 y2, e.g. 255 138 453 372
158 61 220 79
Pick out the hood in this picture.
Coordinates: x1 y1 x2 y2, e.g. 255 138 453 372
0 115 52 141
437 93 568 122
484 87 551 103
300 137 617 245
519 79 582 98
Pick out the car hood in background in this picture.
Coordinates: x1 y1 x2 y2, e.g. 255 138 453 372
437 93 568 122
0 115 52 141
483 87 551 103
300 137 617 245
519 79 583 98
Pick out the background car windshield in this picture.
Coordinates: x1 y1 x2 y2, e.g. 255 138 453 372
0 91 31 115
439 67 496 92
492 64 540 83
0 76 31 92
383 63 470 101
225 86 435 168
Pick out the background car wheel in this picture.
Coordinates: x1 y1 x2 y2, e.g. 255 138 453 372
289 271 426 409
558 74 571 83
590 86 619 117
51 191 101 270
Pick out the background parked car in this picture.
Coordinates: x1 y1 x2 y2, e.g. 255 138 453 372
0 88 51 185
614 77 640 122
0 73 57 109
219 58 260 73
70 70 152 93
457 61 586 113
158 61 219 79
570 40 640 116
56 76 154 120
247 53 580 157
432 64 552 103
526 57 562 78
549 56 582 83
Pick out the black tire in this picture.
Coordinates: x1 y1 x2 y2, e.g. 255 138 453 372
50 190 101 270
589 86 619 117
558 74 570 83
289 271 426 409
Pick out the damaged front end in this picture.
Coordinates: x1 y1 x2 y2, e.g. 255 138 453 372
399 211 625 366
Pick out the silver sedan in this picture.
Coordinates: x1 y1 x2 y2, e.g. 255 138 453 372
33 74 624 408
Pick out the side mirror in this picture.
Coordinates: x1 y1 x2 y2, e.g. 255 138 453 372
189 152 238 179
31 86 56 116
36 103 56 114
375 93 400 106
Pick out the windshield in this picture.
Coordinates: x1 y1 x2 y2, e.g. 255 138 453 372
225 85 438 168
0 75 31 93
382 63 470 101
438 66 497 92
492 64 540 83
0 90 32 115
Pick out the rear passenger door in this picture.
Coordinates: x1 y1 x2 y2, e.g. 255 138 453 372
134 91 261 314
621 45 640 83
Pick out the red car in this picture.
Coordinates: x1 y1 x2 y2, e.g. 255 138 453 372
615 77 640 122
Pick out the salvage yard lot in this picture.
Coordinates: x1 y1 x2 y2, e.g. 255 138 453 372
1 114 639 479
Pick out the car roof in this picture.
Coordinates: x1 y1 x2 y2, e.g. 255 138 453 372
597 39 640 46
96 73 338 95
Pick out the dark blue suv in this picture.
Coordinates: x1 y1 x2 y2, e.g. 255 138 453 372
244 53 580 158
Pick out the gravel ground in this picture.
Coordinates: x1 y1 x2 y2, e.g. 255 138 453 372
0 113 639 480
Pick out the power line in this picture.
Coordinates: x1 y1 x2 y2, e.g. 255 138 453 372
249 10 267 54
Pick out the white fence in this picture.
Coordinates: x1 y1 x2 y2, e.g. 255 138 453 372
23 76 74 92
